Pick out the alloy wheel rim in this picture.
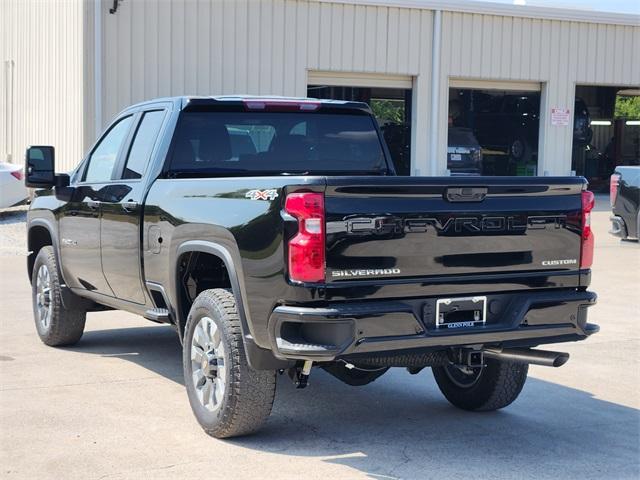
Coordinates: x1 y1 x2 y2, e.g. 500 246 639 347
190 316 226 413
35 264 52 329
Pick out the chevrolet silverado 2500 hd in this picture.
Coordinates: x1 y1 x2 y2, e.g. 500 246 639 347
25 96 598 438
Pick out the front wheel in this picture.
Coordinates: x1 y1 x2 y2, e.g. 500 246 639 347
183 288 276 438
432 358 528 411
31 246 86 346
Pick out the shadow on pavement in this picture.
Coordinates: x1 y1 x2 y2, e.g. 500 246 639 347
70 325 184 383
71 325 640 479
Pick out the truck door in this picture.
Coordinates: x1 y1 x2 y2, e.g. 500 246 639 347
100 109 167 304
59 115 134 295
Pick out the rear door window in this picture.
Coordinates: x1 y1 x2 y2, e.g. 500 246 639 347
122 110 166 179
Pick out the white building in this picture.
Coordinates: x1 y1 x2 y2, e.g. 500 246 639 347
2 0 639 183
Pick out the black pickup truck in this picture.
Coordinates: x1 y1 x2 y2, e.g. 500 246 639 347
25 96 598 438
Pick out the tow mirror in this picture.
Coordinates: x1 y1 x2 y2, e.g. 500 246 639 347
25 146 56 188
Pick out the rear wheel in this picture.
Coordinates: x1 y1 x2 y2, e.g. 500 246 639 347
432 358 528 411
31 246 86 346
183 289 276 438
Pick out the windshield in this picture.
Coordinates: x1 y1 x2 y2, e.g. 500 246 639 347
168 111 388 176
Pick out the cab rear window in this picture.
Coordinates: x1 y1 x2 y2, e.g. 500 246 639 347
168 111 388 175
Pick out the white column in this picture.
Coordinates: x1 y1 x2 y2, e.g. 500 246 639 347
411 73 430 176
538 80 576 176
94 0 102 138
428 9 442 177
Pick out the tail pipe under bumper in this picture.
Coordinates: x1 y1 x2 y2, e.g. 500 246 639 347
483 347 569 367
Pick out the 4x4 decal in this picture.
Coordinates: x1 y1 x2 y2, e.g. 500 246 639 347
245 189 279 201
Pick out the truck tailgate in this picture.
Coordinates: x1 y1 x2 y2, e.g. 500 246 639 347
324 177 585 282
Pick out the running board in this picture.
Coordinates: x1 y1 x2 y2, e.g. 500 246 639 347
144 308 171 323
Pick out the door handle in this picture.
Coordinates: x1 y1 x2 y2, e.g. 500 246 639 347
122 201 138 213
87 200 101 210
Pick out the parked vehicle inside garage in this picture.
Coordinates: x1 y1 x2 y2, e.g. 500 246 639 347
24 96 598 438
472 93 540 164
447 127 482 175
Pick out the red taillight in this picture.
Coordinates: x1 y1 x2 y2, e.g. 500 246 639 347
581 190 595 269
243 99 320 112
10 170 23 181
610 173 620 207
285 192 325 283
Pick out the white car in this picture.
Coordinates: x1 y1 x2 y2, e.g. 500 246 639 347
0 162 29 208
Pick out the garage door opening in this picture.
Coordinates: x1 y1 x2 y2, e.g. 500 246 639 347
447 87 541 176
307 85 412 175
572 86 640 191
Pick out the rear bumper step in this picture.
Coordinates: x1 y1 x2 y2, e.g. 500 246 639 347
268 289 597 362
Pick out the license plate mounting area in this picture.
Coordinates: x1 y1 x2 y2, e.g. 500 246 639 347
435 296 487 329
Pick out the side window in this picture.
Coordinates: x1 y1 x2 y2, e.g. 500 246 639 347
84 116 133 183
122 110 166 179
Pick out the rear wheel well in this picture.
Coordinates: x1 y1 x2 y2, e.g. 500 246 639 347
28 226 53 281
176 251 232 338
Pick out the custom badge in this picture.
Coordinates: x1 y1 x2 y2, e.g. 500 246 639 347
541 259 577 266
245 189 279 201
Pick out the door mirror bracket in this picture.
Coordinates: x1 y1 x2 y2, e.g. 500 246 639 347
55 174 70 188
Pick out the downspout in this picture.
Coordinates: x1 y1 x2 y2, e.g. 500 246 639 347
94 0 102 138
429 9 442 176
4 60 14 163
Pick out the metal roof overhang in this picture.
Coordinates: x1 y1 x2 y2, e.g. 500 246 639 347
315 0 640 27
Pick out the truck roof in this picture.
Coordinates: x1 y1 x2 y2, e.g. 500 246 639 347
125 95 373 115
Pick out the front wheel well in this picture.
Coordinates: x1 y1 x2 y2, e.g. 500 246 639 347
28 226 53 281
176 251 232 338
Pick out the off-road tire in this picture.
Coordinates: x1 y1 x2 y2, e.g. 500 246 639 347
183 288 276 438
31 246 86 346
432 358 528 411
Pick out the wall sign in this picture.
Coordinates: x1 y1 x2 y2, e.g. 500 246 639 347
551 108 571 126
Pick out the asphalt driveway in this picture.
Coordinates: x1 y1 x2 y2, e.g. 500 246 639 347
1 198 638 479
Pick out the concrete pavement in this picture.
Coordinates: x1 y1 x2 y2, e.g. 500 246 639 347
1 198 638 479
